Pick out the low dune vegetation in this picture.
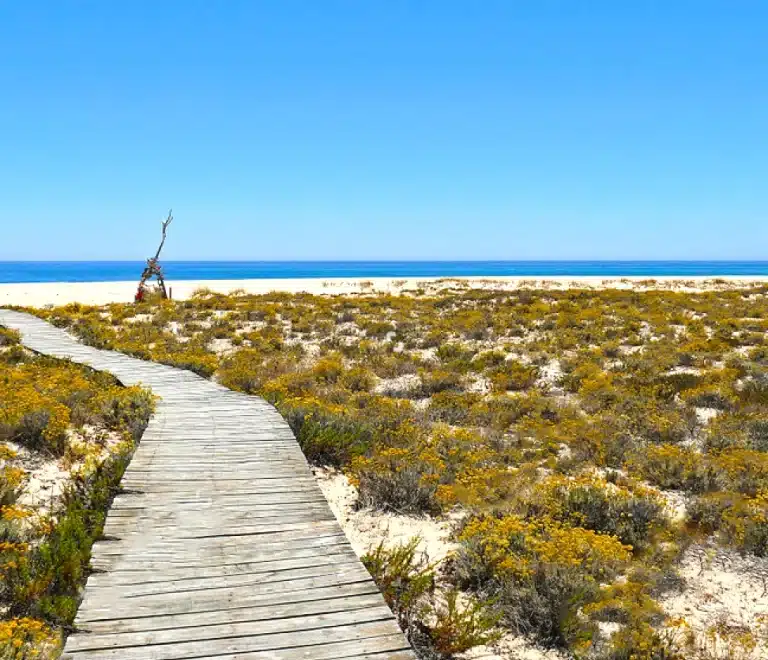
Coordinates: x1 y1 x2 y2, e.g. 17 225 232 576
24 281 768 658
0 325 154 657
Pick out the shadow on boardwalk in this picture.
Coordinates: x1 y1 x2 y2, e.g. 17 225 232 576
0 310 414 660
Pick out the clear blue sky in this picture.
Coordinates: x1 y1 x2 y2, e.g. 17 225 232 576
1 1 766 260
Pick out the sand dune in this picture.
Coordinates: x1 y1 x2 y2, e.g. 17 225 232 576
2 275 768 307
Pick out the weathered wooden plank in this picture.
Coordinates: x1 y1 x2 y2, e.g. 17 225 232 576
75 581 384 625
77 579 385 623
101 516 339 540
66 605 395 652
62 633 413 660
102 504 336 526
84 559 369 598
62 620 403 659
100 549 359 586
81 591 387 634
103 503 335 521
90 532 350 560
110 491 332 506
89 538 354 573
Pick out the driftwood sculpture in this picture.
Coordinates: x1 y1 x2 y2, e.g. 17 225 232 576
135 210 173 302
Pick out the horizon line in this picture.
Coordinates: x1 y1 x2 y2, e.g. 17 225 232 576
3 259 768 264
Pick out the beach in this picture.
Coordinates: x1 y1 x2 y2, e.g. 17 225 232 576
2 275 768 307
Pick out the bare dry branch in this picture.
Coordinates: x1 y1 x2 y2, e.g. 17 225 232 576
153 209 174 261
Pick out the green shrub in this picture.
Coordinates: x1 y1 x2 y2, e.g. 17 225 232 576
428 391 481 425
741 370 768 405
551 479 666 551
428 590 500 656
0 327 20 347
312 356 344 383
612 395 697 445
489 563 600 647
362 540 498 658
455 514 630 647
713 449 768 496
681 383 736 410
362 538 434 633
340 366 376 392
487 360 538 392
628 445 718 493
158 350 218 377
281 402 372 467
362 320 396 339
357 465 441 515
687 492 736 534
705 410 768 452
219 349 294 394
470 394 534 431
261 371 318 399
0 462 24 508
603 623 686 660
4 448 133 627
243 328 284 353
472 350 506 370
5 410 62 454
69 317 116 349
561 359 603 393
688 492 768 556
418 369 462 396
94 386 155 442
437 343 475 365
658 371 701 395
370 354 420 379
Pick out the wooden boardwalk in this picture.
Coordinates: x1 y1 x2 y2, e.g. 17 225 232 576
0 310 414 660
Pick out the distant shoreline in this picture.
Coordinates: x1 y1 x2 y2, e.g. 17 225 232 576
2 275 768 307
3 260 768 284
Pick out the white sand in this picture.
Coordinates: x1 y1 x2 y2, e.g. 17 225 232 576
0 275 767 307
661 543 768 659
312 467 456 563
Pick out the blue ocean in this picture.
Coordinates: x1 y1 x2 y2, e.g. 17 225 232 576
2 261 768 284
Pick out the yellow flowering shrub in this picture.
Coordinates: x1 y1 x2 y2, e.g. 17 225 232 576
606 621 687 660
534 474 667 550
455 513 631 646
487 359 538 392
0 358 153 456
681 382 738 410
0 465 26 508
583 579 664 625
440 464 520 509
0 360 74 453
0 617 59 658
719 493 768 556
458 514 631 582
219 348 302 396
0 328 20 348
351 426 523 513
711 449 768 496
706 409 768 452
628 444 718 493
